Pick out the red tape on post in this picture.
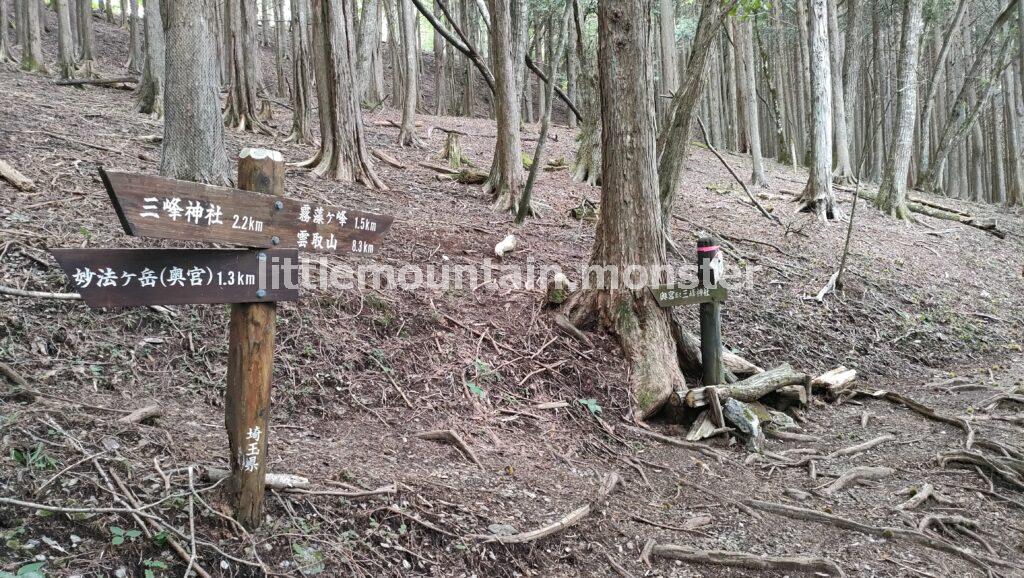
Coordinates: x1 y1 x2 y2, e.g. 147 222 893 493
697 246 720 253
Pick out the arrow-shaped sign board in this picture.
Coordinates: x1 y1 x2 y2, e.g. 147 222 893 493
650 285 728 308
51 248 300 308
101 170 393 256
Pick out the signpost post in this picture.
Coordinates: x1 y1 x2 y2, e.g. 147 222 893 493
50 148 393 529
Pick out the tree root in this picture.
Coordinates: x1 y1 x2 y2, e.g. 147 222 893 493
475 473 620 544
938 450 1024 491
649 543 844 576
818 466 894 495
852 389 973 448
414 429 482 468
895 483 955 510
745 499 1016 572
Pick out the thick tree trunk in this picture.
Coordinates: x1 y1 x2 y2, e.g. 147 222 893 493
54 0 76 79
566 11 578 129
875 0 923 220
126 0 141 73
224 0 270 133
398 0 421 146
659 0 678 98
798 0 837 220
571 0 601 185
356 0 381 103
485 0 526 212
137 0 165 117
306 0 384 188
741 17 766 188
159 0 231 186
19 0 46 72
569 0 685 420
1005 68 1023 205
76 0 96 77
287 0 313 144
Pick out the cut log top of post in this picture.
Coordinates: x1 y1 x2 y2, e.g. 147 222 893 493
240 148 284 163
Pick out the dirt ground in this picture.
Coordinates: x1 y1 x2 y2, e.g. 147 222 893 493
2 14 1024 578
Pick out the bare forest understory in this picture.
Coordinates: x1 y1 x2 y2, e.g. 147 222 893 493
4 14 1024 578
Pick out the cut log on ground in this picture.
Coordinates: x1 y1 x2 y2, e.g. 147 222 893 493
0 159 35 191
686 364 808 408
649 544 844 576
812 366 857 398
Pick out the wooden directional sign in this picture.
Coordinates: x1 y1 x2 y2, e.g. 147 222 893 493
101 169 393 256
650 285 728 308
51 248 300 308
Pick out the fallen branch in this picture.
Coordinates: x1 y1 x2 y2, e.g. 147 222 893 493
685 363 808 408
117 404 162 425
695 117 781 225
649 544 844 576
371 148 407 169
0 284 81 300
827 434 895 459
55 75 138 87
414 429 482 468
0 159 34 191
812 366 858 398
478 473 620 544
745 499 1014 572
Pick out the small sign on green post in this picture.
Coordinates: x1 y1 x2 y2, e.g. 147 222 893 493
649 285 728 308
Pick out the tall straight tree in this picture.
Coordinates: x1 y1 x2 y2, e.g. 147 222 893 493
659 0 678 98
485 0 526 213
54 0 76 79
0 0 14 65
826 0 853 183
19 0 46 72
287 0 313 144
740 14 766 187
306 0 384 188
397 0 421 146
568 0 684 419
137 0 165 117
356 0 382 104
126 0 141 73
875 0 923 219
797 0 836 220
160 0 230 185
224 0 269 133
76 0 96 77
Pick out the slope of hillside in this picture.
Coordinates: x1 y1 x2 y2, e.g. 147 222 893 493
2 16 1024 578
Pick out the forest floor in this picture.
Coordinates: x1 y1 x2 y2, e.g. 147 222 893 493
3 15 1024 578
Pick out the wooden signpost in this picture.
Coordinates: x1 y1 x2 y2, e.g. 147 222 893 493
50 148 393 529
650 237 727 387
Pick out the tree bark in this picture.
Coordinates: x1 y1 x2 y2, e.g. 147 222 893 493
826 0 853 183
76 0 96 77
875 0 923 220
305 0 384 188
484 0 526 212
272 0 287 97
741 17 766 187
798 0 837 220
0 0 14 64
568 0 685 420
287 0 313 144
224 0 270 133
19 0 46 72
126 0 141 73
657 0 732 223
159 0 231 186
54 0 76 79
398 0 421 146
137 0 165 118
